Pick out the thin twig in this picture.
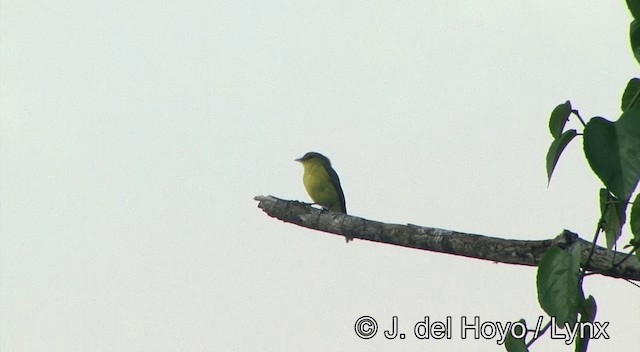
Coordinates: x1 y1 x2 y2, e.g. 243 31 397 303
612 244 639 269
526 320 552 347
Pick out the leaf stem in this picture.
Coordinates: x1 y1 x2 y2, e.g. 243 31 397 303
526 320 551 347
572 109 587 127
581 220 602 278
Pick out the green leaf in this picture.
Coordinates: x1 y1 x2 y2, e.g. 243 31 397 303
547 129 577 183
621 78 640 112
575 296 597 352
631 193 640 235
536 246 581 327
549 101 572 138
630 193 640 260
579 296 597 322
632 20 640 65
599 189 628 250
583 111 640 201
627 0 640 21
504 319 529 352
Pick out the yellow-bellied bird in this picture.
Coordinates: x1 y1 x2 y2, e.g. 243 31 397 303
295 152 351 242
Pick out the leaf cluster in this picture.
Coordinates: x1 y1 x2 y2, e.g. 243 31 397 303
508 2 640 351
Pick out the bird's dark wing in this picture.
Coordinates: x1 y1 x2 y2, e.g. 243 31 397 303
327 166 346 213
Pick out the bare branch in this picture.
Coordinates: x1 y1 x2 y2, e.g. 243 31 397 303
254 195 640 281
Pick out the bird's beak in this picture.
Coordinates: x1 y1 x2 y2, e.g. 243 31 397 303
294 157 303 162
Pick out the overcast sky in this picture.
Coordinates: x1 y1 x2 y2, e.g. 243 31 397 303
2 1 639 351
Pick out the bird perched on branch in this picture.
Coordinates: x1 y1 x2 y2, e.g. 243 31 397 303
295 152 350 242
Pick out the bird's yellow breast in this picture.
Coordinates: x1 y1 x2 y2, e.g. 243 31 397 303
300 159 343 212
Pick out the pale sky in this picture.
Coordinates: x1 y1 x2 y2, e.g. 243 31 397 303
2 1 639 351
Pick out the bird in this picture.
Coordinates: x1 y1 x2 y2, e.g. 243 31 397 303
295 152 351 242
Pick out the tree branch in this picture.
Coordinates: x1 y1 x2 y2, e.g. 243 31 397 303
254 195 640 281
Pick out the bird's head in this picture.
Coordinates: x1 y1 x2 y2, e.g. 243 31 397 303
295 152 331 167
